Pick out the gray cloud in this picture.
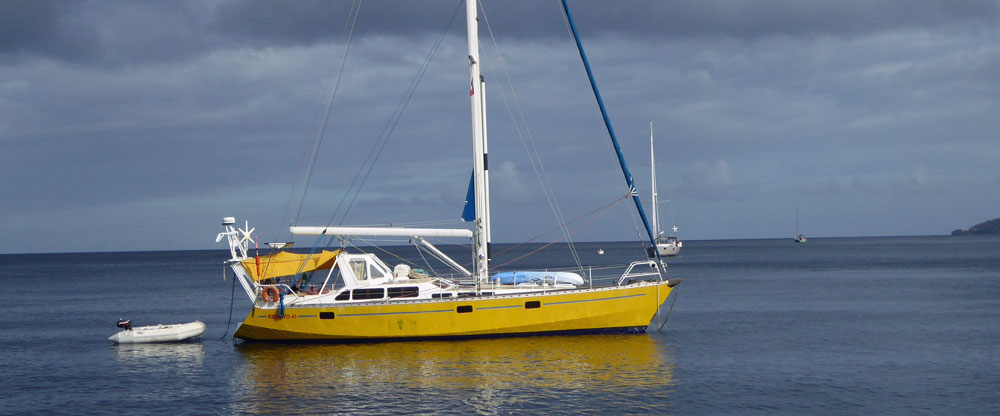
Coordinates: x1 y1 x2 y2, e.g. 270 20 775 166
0 0 99 63
1 0 998 252
7 1 1000 65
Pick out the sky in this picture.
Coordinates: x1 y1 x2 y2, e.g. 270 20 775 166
1 0 998 254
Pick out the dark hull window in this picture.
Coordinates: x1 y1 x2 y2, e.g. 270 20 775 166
456 305 473 313
319 312 335 319
524 301 541 309
352 288 385 300
388 286 420 298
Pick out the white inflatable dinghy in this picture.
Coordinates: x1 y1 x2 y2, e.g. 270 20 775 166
109 320 206 344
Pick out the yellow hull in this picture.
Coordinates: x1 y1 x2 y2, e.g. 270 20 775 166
234 280 679 341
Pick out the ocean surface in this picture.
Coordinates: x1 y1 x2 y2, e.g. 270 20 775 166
1 236 998 415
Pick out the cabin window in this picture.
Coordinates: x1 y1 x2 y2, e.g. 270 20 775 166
350 259 367 281
319 312 335 319
432 293 453 299
327 268 346 290
525 301 541 309
457 305 473 313
352 288 385 300
335 290 350 301
369 264 386 280
388 286 420 298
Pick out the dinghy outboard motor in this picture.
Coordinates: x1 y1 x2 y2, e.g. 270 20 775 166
116 319 132 330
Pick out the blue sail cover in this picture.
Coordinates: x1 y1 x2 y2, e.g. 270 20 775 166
461 172 475 222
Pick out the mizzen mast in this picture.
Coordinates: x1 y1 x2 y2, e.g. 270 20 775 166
650 120 660 241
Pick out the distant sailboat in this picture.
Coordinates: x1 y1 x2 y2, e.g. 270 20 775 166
649 121 682 257
794 206 807 243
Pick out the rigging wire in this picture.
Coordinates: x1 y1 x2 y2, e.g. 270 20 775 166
343 238 455 281
657 285 681 332
290 0 365 229
284 1 461 277
352 237 418 267
265 0 363 258
348 235 459 279
490 194 629 269
490 193 629 258
555 3 621 177
479 0 584 274
365 219 466 227
457 194 627 269
413 244 440 278
219 265 236 341
325 1 465 230
558 0 663 266
259 0 366 284
623 190 653 253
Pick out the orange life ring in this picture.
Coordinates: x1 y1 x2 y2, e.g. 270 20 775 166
262 286 280 303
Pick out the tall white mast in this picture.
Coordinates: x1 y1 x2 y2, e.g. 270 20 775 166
650 120 660 241
480 71 492 262
467 0 490 282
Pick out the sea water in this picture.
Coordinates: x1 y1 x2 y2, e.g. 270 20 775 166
1 236 997 415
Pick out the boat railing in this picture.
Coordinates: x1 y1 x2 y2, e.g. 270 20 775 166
458 263 662 289
616 260 663 286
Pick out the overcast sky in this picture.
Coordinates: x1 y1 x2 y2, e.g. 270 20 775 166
1 0 998 254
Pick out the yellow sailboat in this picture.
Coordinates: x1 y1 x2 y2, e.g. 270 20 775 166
216 0 680 342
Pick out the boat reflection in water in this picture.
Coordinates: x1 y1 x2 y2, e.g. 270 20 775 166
231 335 674 414
111 343 207 404
114 343 205 368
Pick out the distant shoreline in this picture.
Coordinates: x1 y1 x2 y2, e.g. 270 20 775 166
951 217 1000 235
